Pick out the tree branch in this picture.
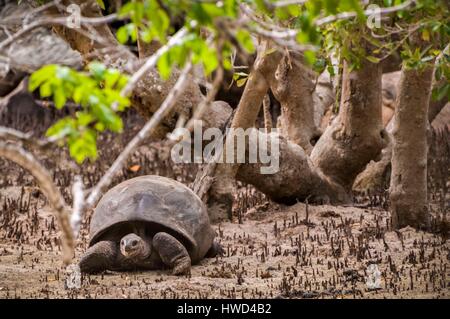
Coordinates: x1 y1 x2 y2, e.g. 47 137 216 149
70 175 84 238
0 126 54 149
0 14 119 51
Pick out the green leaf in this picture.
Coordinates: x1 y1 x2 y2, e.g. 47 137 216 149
233 72 248 81
223 57 232 70
200 45 218 76
287 4 300 17
236 30 255 54
275 7 290 20
236 77 248 87
96 0 105 10
327 65 336 76
324 0 339 14
89 62 107 79
202 3 224 18
128 25 138 42
140 28 153 43
39 82 52 98
366 56 381 63
304 50 317 66
73 86 85 104
190 3 210 24
117 26 129 44
91 102 123 132
76 112 94 127
94 122 105 132
104 70 121 89
46 118 76 140
432 83 450 101
28 65 56 91
157 51 172 80
55 66 71 81
421 55 434 63
53 86 66 109
68 129 98 163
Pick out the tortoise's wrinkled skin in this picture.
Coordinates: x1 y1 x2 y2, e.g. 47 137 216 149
79 175 217 274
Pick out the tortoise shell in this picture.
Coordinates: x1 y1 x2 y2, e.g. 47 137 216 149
88 175 215 263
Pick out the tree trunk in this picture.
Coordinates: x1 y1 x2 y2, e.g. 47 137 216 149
353 73 448 195
271 54 320 154
313 71 335 130
389 64 434 230
207 40 282 222
311 58 387 190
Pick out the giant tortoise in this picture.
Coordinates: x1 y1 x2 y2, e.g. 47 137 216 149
79 175 221 275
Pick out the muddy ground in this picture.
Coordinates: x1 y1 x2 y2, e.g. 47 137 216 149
0 108 449 299
0 195 448 299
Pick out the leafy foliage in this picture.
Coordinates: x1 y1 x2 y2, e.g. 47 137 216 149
28 63 130 163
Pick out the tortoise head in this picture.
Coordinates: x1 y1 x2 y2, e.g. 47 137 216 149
120 233 151 260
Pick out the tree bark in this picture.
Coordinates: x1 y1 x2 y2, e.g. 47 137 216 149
313 71 335 130
207 40 282 222
389 63 434 230
272 54 320 154
353 73 448 195
311 58 387 191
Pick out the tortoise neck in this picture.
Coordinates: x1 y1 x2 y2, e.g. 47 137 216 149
140 238 152 260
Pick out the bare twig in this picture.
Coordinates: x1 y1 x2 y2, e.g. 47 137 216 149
0 14 119 50
270 0 308 8
120 27 188 98
0 79 27 109
240 1 416 48
0 142 74 264
1 0 60 25
0 126 54 149
315 0 415 26
70 175 84 238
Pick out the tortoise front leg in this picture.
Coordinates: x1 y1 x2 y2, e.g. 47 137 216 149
152 232 191 275
79 240 119 273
